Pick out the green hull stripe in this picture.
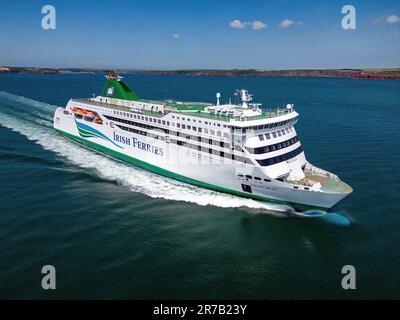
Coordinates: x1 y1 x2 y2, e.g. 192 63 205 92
55 129 308 208
78 128 96 136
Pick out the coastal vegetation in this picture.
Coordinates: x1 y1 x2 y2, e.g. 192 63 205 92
1 66 399 80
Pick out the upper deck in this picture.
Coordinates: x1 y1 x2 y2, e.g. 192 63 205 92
75 96 296 124
75 71 297 127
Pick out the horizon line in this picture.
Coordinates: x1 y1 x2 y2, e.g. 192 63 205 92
2 65 400 71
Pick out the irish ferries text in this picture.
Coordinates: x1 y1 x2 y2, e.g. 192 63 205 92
113 132 164 156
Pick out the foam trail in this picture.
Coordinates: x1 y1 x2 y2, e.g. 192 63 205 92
289 209 351 225
0 91 297 213
319 212 352 226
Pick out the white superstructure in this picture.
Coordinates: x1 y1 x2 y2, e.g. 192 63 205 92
53 71 352 209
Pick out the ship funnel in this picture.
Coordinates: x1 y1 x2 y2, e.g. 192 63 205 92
101 70 139 101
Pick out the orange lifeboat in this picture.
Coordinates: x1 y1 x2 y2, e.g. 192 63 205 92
72 107 84 115
82 110 95 118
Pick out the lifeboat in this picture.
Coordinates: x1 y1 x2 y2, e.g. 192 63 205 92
82 110 95 118
72 107 84 115
81 110 94 122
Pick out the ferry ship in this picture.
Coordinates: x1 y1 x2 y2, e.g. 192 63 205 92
53 71 352 210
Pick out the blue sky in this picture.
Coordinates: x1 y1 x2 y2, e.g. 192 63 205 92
0 0 399 69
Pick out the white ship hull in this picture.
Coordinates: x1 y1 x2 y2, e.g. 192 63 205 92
54 107 349 209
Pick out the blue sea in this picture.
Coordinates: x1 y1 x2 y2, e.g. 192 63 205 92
0 73 399 299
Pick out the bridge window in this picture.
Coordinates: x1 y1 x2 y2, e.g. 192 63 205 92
256 146 303 167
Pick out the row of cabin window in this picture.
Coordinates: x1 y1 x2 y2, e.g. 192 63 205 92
154 111 289 133
105 115 230 148
256 146 303 167
175 134 231 148
171 115 228 128
117 125 165 142
235 119 295 133
113 110 169 125
258 127 294 141
112 110 229 138
247 136 299 154
111 109 293 138
237 174 272 182
116 124 250 163
170 139 249 163
176 123 228 138
172 131 232 149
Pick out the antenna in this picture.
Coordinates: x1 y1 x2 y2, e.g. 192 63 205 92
216 92 221 106
240 89 252 108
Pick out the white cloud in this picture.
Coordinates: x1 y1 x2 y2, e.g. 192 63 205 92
278 19 294 29
278 19 304 29
386 14 400 24
172 33 180 39
229 19 246 29
251 21 267 30
373 14 400 24
229 19 267 30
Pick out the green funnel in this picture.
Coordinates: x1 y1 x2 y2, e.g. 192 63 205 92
101 72 139 101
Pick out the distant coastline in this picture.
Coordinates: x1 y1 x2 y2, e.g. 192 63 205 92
1 66 400 80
